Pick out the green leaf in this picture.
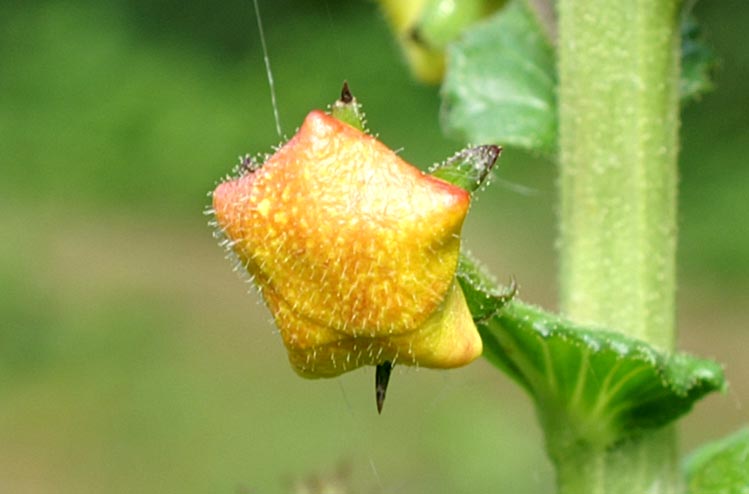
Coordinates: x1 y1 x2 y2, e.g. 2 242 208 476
457 255 726 451
441 3 712 155
330 82 367 131
440 0 557 154
685 428 749 494
680 15 716 102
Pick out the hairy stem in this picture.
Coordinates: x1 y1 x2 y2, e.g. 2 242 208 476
557 0 682 491
555 431 678 494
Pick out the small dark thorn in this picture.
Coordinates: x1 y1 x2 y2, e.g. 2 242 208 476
475 276 519 325
239 155 259 175
479 144 502 170
375 361 393 414
340 81 353 104
505 275 519 301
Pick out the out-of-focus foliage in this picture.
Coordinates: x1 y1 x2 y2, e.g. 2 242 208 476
680 15 716 101
376 0 505 84
685 428 749 494
441 1 556 154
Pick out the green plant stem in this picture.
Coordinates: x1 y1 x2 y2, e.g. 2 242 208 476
557 0 682 492
555 430 678 494
558 0 681 350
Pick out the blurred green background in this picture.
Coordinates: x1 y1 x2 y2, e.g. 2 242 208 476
1 1 747 492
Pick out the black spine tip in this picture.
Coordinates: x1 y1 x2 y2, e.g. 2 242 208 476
340 81 353 104
375 361 393 414
239 155 259 175
482 144 503 168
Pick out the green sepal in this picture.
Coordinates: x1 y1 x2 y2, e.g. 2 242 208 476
685 428 749 494
431 145 502 193
457 255 726 452
330 82 366 131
